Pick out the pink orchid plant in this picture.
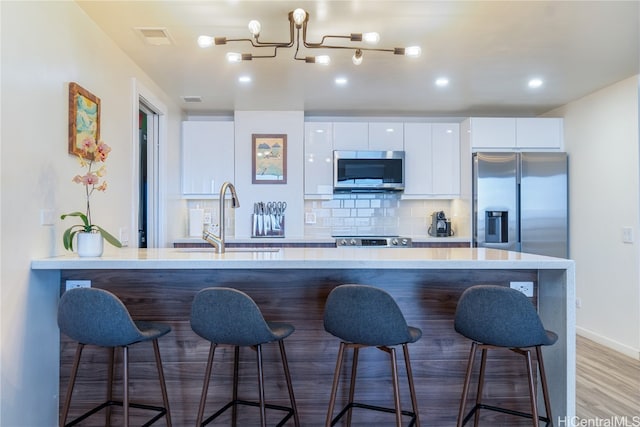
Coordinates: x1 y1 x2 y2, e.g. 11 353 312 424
61 137 122 250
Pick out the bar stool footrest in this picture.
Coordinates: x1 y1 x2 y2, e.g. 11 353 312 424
461 403 551 427
64 400 168 427
201 398 295 427
331 402 417 427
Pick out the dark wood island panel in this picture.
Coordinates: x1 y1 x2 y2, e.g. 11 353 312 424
59 268 543 426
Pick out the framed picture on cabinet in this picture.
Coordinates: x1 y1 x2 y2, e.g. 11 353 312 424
252 134 287 184
68 82 101 159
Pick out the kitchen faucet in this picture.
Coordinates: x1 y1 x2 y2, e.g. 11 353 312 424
203 181 240 253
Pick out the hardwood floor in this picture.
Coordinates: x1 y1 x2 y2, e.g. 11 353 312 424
576 335 640 423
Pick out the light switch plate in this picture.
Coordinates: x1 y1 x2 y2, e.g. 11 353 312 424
65 280 91 291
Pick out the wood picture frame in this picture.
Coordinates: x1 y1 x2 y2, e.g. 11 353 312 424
252 134 287 184
68 82 101 158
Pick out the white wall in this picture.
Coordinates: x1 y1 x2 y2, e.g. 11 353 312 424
0 1 182 424
233 111 305 238
550 75 640 359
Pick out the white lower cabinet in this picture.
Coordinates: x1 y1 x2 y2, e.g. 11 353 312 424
181 121 234 197
404 122 460 197
304 122 334 196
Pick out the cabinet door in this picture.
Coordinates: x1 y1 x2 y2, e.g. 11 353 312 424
516 118 563 149
368 122 404 151
431 123 460 196
332 122 368 150
181 121 234 196
470 117 516 149
403 123 432 195
304 122 334 195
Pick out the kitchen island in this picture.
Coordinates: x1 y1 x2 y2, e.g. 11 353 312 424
32 247 575 426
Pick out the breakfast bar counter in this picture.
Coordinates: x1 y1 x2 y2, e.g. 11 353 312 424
32 247 575 425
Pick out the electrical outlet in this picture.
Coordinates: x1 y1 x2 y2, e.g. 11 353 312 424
65 280 91 291
119 227 129 247
510 281 534 297
622 226 634 243
305 212 317 224
576 297 582 309
40 209 55 226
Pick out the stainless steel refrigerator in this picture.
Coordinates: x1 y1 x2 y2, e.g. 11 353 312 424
473 152 568 258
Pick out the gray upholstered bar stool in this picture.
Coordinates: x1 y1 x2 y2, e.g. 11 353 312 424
454 285 557 427
323 284 422 427
190 287 300 427
57 287 172 427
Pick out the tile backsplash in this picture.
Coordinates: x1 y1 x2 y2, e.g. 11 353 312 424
304 194 470 238
185 195 470 240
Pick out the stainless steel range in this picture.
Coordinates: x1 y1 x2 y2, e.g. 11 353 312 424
335 236 412 248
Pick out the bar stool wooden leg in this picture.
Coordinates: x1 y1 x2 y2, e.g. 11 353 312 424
325 342 346 427
457 342 478 427
232 346 240 427
278 340 300 427
256 344 267 427
122 346 129 427
474 347 488 427
152 339 172 427
536 346 553 424
60 344 84 427
523 350 540 427
389 347 403 426
403 343 421 427
346 346 360 427
105 347 115 426
196 343 217 427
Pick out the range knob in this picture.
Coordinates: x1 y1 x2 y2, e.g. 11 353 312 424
400 238 409 246
391 239 398 246
349 239 357 246
339 239 347 246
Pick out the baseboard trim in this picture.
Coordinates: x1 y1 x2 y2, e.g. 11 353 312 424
577 327 640 360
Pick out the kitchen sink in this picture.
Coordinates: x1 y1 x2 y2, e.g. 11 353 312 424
176 247 281 253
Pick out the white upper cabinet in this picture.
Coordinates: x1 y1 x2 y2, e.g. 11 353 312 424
403 123 433 195
431 123 461 195
469 118 516 149
403 122 460 197
469 117 563 150
516 118 563 149
332 121 404 151
304 122 334 195
368 122 404 151
332 122 368 150
181 121 234 197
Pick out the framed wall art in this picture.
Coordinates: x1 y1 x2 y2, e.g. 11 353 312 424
68 82 101 158
252 134 287 184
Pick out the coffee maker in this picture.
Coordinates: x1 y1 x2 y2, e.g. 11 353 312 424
428 211 452 237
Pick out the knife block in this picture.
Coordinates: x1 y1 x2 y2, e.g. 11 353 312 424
251 213 285 238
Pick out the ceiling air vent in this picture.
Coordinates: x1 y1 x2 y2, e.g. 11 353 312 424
135 27 173 46
181 96 203 103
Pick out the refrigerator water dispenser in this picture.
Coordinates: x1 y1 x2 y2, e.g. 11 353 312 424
485 211 508 243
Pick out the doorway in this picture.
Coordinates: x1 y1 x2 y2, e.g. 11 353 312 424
137 100 161 248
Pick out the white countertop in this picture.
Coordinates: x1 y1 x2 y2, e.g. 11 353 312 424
31 247 573 270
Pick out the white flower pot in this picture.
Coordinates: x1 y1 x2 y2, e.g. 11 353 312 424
77 232 104 257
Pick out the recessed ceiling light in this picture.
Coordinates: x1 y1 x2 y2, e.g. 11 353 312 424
335 77 348 86
238 75 252 83
528 78 544 88
435 77 449 87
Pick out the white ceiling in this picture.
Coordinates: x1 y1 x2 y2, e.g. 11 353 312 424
77 0 639 117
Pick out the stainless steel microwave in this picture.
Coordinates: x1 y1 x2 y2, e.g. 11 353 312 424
333 150 405 192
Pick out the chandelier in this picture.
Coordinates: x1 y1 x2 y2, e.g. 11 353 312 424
197 8 421 66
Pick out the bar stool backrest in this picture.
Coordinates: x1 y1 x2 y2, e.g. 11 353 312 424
190 287 280 346
454 285 558 348
323 284 418 346
57 287 148 347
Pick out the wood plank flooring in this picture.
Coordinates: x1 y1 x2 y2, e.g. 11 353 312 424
576 335 640 423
